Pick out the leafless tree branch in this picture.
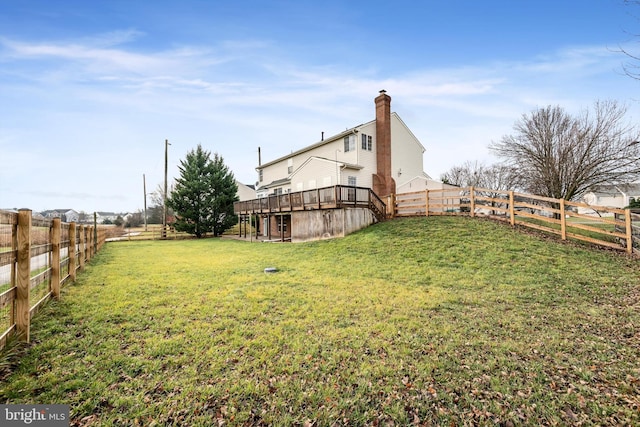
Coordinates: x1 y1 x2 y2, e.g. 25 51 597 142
489 101 640 201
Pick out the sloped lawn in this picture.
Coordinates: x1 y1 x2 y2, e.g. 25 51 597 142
1 217 639 426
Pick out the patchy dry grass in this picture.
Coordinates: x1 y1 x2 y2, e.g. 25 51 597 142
1 216 639 426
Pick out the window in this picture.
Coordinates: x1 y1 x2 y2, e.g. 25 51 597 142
287 159 293 174
259 169 263 182
347 176 357 201
344 135 355 152
361 134 373 151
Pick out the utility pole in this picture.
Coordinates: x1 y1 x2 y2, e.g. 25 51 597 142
163 139 170 239
143 173 148 232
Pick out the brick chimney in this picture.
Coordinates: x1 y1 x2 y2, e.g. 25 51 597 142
372 90 396 197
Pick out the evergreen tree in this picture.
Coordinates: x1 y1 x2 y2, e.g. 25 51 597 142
167 145 238 237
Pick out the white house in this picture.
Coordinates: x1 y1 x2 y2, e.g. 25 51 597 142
41 209 80 223
580 183 640 214
236 91 448 242
255 90 433 199
236 181 256 201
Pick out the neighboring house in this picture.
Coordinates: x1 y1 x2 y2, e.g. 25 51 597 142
41 209 80 223
96 212 121 223
236 181 256 201
396 175 459 194
255 90 428 199
236 91 442 242
580 183 640 215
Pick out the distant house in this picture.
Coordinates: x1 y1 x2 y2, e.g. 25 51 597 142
580 183 640 215
236 181 256 201
41 209 80 223
396 175 459 194
96 212 120 223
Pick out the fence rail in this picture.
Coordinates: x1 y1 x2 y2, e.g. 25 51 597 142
0 209 106 351
390 187 636 254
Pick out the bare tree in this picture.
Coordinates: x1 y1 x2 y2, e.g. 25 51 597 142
490 101 640 201
441 160 520 214
441 161 518 190
620 0 640 80
440 161 485 187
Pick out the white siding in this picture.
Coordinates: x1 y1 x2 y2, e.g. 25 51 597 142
355 121 377 189
291 158 337 189
390 113 425 190
236 181 256 201
257 112 428 196
397 177 457 193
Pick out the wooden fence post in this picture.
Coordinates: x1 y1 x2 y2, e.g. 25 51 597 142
69 222 77 281
93 213 98 255
421 190 427 217
16 209 31 342
560 199 567 241
78 225 85 270
51 218 61 299
389 193 396 218
89 226 95 260
469 186 475 217
85 227 90 261
509 191 515 226
626 209 633 254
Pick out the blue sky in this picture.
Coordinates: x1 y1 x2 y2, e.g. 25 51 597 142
2 0 640 213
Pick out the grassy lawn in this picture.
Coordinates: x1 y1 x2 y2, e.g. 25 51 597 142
1 216 639 426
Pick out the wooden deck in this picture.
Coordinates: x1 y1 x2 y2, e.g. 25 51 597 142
234 185 386 222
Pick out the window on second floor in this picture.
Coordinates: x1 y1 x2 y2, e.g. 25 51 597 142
287 159 293 174
361 134 372 151
344 135 355 152
259 169 263 182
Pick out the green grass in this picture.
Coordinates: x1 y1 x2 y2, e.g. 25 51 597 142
1 216 639 426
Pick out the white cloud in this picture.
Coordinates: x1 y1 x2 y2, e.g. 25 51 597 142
3 31 640 212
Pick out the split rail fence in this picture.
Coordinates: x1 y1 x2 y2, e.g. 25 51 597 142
0 209 106 351
390 187 638 254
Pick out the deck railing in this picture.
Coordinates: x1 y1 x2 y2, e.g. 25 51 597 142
234 185 386 222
